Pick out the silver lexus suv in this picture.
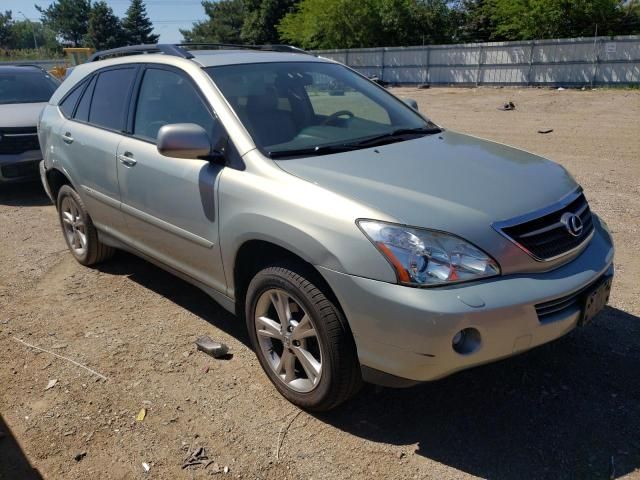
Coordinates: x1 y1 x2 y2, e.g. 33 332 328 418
38 44 614 411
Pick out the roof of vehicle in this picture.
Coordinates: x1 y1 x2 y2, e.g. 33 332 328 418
189 50 328 67
85 43 329 68
0 64 50 73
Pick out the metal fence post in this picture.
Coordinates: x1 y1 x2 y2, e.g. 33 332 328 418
527 40 535 86
425 46 430 85
591 37 600 87
475 45 484 86
380 48 385 83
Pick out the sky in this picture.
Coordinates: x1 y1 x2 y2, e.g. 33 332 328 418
2 0 209 43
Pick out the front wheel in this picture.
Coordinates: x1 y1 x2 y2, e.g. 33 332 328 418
57 185 114 266
245 264 362 411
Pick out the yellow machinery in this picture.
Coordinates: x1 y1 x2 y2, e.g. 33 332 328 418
49 47 95 79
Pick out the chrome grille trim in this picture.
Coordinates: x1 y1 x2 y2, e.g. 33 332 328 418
492 188 595 262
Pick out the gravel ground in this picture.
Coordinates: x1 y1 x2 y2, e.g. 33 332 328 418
1 87 639 480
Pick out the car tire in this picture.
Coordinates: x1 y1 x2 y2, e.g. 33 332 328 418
245 263 362 411
57 185 114 266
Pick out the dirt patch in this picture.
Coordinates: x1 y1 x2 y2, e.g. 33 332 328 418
1 87 639 479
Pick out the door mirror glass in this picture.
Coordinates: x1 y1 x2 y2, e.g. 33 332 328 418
157 123 212 160
402 98 419 111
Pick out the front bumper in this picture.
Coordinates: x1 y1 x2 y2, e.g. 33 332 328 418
319 218 614 384
0 149 42 183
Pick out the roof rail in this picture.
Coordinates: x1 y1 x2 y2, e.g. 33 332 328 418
176 43 311 55
88 44 194 62
88 42 310 63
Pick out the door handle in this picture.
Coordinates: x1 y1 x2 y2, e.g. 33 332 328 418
118 151 137 167
62 132 74 144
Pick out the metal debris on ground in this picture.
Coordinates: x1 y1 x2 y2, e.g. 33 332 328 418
498 101 516 111
136 408 147 422
537 129 554 134
45 379 58 391
182 445 218 470
195 336 230 359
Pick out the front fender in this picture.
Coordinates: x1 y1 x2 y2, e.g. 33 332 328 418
218 163 398 298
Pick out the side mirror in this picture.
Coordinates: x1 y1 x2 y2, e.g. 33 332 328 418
157 123 215 160
402 98 419 111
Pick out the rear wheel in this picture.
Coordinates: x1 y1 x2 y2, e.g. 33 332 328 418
245 264 362 411
57 185 114 266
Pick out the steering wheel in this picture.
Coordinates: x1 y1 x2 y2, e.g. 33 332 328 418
321 110 355 126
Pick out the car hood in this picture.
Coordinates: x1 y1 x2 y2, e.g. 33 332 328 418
274 130 578 236
0 102 47 128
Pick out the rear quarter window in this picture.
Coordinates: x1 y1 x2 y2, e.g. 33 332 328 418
59 82 85 118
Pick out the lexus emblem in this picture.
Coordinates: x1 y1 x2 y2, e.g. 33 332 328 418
561 212 584 237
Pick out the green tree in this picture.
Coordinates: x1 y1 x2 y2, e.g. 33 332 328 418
486 0 639 40
241 0 299 44
454 0 496 42
0 11 13 49
36 0 92 47
278 0 454 49
10 20 59 50
122 0 159 45
180 0 244 43
86 1 126 50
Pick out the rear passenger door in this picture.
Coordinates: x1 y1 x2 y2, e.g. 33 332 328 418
116 65 226 292
57 66 138 236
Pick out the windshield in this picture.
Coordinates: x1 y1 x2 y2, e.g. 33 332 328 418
0 70 59 105
205 62 438 157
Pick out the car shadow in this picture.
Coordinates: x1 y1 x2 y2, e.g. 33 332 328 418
0 415 43 480
95 253 639 478
0 181 51 207
96 252 250 347
317 306 640 479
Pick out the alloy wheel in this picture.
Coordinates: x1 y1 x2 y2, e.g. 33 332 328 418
60 196 88 256
254 288 323 393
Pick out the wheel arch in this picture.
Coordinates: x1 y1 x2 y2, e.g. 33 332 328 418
45 167 75 204
231 238 343 321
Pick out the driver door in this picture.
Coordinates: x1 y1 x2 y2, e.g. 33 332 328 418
117 65 227 292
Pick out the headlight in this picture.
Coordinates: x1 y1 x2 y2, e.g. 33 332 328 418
358 220 500 286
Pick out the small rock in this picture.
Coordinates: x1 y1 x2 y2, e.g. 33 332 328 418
397 451 406 459
74 451 87 462
45 379 58 391
142 462 150 473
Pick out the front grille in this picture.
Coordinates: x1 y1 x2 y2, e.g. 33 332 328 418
535 282 592 322
0 127 40 155
496 191 594 260
1 160 39 179
535 272 611 322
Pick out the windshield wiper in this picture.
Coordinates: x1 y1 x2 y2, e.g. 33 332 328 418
352 126 442 148
268 126 442 159
268 143 360 159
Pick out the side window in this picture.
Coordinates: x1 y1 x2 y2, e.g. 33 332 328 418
74 76 96 122
134 68 216 142
58 81 85 118
88 68 136 131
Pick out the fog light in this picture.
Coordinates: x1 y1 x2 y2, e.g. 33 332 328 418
452 328 481 355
